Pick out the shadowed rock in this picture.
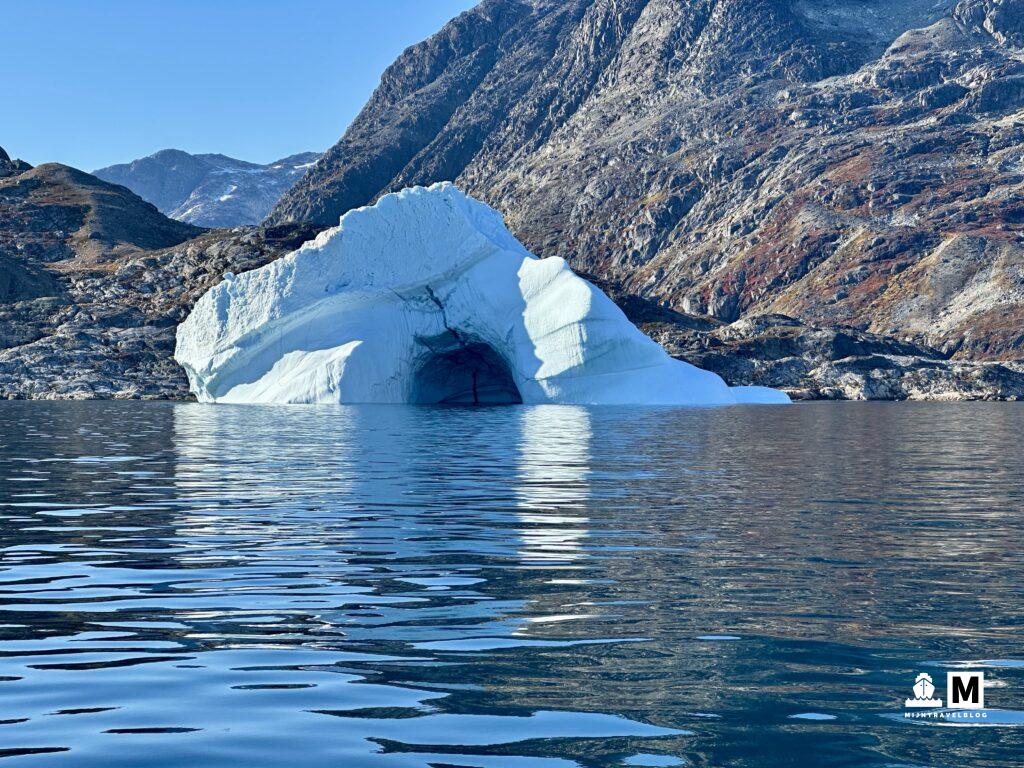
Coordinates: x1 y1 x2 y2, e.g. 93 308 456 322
0 146 32 179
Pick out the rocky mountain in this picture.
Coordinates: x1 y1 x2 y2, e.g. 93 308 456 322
0 225 313 400
0 146 318 398
3 138 1017 402
269 0 1024 363
1 163 203 269
95 149 322 228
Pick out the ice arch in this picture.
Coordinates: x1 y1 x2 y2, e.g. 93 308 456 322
175 184 788 406
410 335 522 405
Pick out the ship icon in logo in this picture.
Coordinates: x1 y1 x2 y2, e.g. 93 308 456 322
905 672 943 708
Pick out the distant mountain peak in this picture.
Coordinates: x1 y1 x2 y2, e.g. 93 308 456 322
94 149 323 228
1 161 202 266
149 148 195 161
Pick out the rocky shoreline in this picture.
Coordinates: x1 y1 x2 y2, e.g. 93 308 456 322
0 219 315 401
597 278 1024 401
658 315 1024 402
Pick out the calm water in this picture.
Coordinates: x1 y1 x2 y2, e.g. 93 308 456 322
0 402 1022 767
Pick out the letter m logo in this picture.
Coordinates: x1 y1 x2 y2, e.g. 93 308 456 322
947 671 984 710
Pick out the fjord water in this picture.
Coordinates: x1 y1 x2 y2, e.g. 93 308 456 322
0 403 1022 767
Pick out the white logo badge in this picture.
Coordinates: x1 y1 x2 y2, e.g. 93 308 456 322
948 671 985 710
905 672 942 708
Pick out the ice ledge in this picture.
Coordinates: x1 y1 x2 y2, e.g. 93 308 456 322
175 183 789 406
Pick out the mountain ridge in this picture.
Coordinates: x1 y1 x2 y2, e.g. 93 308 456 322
95 149 322 228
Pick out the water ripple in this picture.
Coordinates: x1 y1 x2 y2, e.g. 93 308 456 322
0 401 1021 766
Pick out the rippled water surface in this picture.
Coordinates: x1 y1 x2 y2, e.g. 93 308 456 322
1 402 1023 767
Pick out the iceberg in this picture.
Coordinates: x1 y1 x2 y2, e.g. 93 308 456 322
175 184 788 406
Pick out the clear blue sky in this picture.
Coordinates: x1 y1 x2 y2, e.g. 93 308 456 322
0 0 479 171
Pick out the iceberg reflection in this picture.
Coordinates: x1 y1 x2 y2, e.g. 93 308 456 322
515 405 592 565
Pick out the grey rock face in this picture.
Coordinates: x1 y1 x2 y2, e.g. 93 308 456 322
95 149 322 228
268 0 1024 362
595 276 1024 401
956 0 1024 45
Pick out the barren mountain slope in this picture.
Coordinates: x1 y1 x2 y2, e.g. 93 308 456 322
269 0 1024 360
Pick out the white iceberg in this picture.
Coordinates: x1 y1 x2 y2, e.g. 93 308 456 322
175 183 788 406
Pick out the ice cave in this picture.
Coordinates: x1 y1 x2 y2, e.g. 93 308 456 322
175 183 788 406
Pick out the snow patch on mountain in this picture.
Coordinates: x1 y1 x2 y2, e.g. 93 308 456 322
176 185 787 406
